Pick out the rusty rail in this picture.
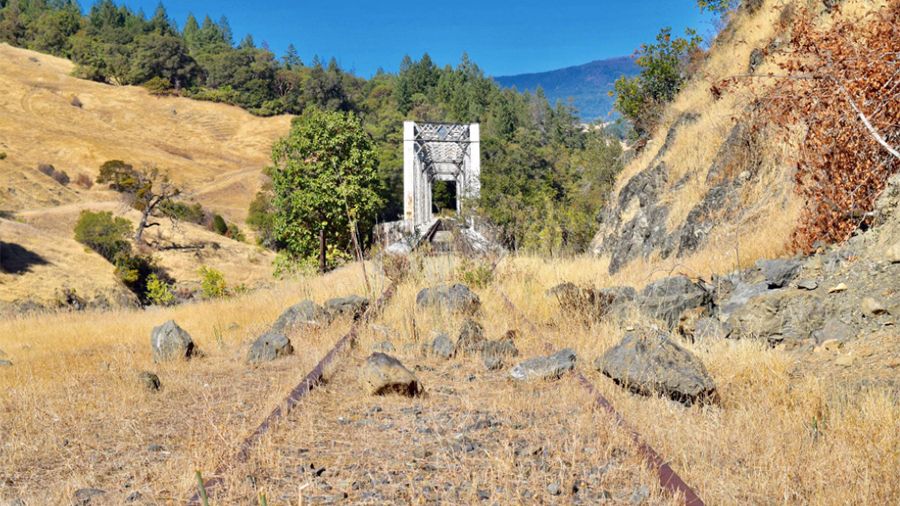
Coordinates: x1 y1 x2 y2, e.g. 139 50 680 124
495 288 705 506
187 282 398 504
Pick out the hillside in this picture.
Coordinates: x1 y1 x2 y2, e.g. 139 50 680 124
494 56 639 121
0 43 291 312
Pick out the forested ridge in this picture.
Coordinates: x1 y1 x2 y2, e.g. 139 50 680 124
0 0 624 255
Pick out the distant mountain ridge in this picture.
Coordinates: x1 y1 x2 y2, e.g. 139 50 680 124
493 56 639 122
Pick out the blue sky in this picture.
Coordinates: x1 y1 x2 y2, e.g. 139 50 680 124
85 0 716 77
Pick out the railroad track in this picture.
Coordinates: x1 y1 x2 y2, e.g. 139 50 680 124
189 239 703 505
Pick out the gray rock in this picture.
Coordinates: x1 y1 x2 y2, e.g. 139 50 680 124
481 333 519 370
125 491 142 502
748 47 765 73
416 284 481 314
729 290 825 344
639 276 712 329
150 320 196 363
596 331 716 404
324 295 369 320
372 340 396 353
757 258 803 288
73 488 105 505
138 371 160 391
692 317 732 340
718 281 769 319
359 353 423 396
0 359 11 367
456 318 485 355
629 485 650 505
431 333 455 359
5 499 25 506
797 279 819 290
510 349 577 381
385 241 412 256
247 331 294 363
814 318 855 344
547 482 561 496
272 300 327 333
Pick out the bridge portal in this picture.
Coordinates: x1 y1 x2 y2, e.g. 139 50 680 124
403 121 480 230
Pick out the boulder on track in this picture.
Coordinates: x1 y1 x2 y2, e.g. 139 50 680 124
510 348 576 381
431 333 455 359
416 284 481 314
150 320 196 363
639 276 712 329
456 318 485 355
359 353 423 396
247 331 294 363
272 300 327 333
482 331 519 370
324 295 369 320
595 331 716 404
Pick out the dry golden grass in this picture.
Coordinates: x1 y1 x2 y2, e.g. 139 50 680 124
0 265 372 505
1 253 897 504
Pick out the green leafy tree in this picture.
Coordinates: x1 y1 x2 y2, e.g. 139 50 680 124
613 27 703 137
271 108 382 272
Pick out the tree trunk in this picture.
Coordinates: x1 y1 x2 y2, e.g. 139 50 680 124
136 205 153 243
319 228 327 273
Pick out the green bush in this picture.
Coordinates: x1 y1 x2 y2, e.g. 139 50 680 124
143 76 174 96
159 200 205 224
454 258 494 289
0 152 7 160
74 210 132 261
198 266 227 298
226 223 245 242
144 273 175 306
211 214 228 235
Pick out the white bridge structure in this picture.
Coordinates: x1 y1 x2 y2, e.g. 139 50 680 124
403 121 480 231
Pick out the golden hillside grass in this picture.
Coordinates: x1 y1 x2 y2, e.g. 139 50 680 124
0 43 293 305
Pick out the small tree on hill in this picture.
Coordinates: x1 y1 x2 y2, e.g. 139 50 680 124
96 162 182 244
270 108 382 272
613 27 703 138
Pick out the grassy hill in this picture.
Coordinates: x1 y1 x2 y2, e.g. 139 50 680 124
0 43 290 311
494 56 639 122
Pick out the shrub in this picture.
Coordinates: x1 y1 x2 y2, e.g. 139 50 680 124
246 189 278 249
74 210 132 261
114 252 160 302
0 152 6 160
226 223 245 242
145 273 175 306
74 173 93 189
211 214 228 235
454 258 494 289
198 266 227 298
37 163 70 185
159 200 205 224
143 76 174 96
